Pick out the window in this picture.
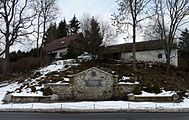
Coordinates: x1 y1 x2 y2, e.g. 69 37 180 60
158 53 162 58
91 71 96 77
59 52 65 57
86 80 101 87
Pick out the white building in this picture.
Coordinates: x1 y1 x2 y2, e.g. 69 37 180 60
44 33 84 60
105 40 178 66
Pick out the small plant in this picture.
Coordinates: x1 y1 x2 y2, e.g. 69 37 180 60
30 86 36 92
42 87 53 96
152 82 161 93
133 86 142 95
177 89 187 99
145 81 153 92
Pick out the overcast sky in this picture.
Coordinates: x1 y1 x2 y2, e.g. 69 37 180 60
55 0 134 44
56 0 118 21
11 0 142 52
11 0 119 52
10 0 187 52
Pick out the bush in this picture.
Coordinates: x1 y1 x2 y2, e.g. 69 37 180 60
145 81 161 93
133 86 142 95
8 57 41 73
0 53 51 74
42 87 53 96
145 81 153 92
177 89 187 99
152 82 161 93
30 86 36 92
65 45 81 59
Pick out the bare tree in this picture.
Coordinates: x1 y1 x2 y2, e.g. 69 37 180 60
0 0 35 74
80 13 91 36
151 0 189 73
112 0 152 71
32 0 58 51
100 21 117 47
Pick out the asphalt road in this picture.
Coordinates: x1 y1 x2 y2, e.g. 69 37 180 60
0 112 189 120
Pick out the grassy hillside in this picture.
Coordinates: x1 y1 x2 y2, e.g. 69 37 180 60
1 59 189 94
53 60 189 92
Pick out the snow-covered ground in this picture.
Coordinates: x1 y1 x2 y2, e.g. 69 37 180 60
0 82 21 104
118 81 139 85
0 99 189 110
0 81 189 110
0 59 79 101
39 59 79 76
131 90 176 97
0 59 189 110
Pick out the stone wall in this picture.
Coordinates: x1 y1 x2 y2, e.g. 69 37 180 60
72 68 116 101
45 83 137 101
44 84 74 101
128 94 179 102
44 67 122 101
44 67 138 101
4 94 51 103
113 84 137 100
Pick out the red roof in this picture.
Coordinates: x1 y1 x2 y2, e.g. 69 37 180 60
44 33 83 52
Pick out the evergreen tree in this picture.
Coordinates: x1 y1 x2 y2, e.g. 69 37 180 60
179 29 189 53
84 17 103 55
179 28 189 70
69 15 80 35
44 23 57 45
57 19 68 38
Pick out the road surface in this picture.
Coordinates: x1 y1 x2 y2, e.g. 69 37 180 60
0 112 189 120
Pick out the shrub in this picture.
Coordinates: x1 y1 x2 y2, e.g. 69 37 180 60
145 81 153 92
152 82 161 93
133 86 142 95
30 86 36 92
65 45 81 59
42 87 53 96
0 55 51 74
8 57 41 73
177 89 187 99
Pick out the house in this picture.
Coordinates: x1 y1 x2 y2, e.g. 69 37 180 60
44 67 137 101
103 40 178 66
44 33 85 60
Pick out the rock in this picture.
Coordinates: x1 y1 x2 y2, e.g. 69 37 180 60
4 94 12 103
50 94 59 101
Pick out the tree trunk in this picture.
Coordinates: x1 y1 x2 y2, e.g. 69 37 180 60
36 14 41 58
132 21 137 72
166 52 171 74
40 17 47 66
2 45 10 74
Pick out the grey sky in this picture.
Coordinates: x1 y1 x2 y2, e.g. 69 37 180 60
56 0 117 21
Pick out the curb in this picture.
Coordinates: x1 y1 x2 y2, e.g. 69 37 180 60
0 108 189 113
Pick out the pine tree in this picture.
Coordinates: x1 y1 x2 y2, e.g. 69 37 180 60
179 28 189 70
84 17 103 55
44 23 57 45
57 19 68 38
179 29 189 53
69 15 80 35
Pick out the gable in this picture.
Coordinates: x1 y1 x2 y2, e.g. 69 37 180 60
74 67 113 77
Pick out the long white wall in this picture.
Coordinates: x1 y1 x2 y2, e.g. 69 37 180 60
121 49 178 66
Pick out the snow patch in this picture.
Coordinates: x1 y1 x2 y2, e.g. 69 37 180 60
129 90 176 97
122 76 130 81
0 82 22 103
118 81 139 85
64 78 69 81
11 92 43 97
